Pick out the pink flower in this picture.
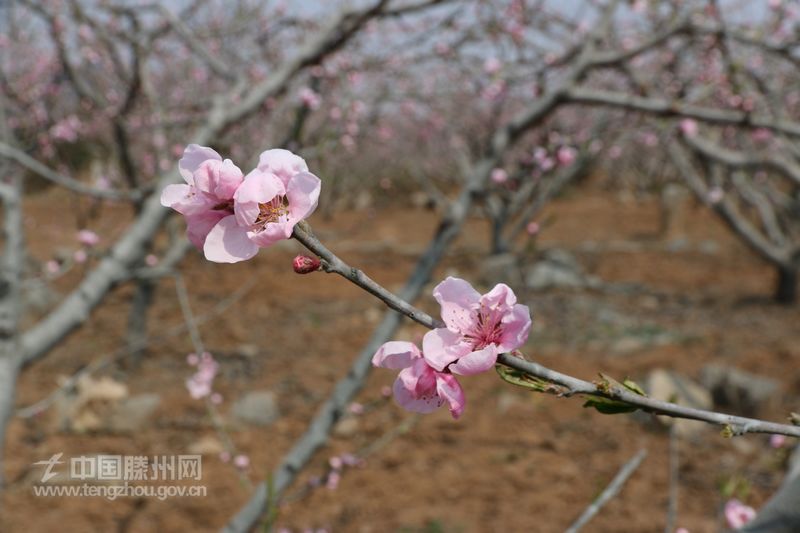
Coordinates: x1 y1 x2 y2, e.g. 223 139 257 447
73 249 88 263
770 434 786 448
526 221 540 236
752 128 773 143
422 277 531 375
185 352 219 399
372 341 466 419
198 151 320 263
299 87 321 109
725 499 756 529
491 168 508 184
708 187 724 204
680 119 698 137
484 57 502 74
77 229 100 247
160 145 244 255
340 453 361 467
557 146 577 166
233 454 250 469
326 471 340 490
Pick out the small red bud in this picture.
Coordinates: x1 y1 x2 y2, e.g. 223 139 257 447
293 255 321 274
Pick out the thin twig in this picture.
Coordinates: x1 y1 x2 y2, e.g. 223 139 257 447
564 449 648 533
293 221 800 437
665 425 679 533
0 141 145 201
15 277 256 418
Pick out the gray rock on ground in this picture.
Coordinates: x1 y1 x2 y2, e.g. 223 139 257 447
646 369 713 438
700 364 779 415
230 390 279 427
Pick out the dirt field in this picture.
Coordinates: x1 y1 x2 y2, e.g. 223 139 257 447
2 184 798 532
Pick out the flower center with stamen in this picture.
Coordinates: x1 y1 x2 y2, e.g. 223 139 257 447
255 196 289 226
464 306 503 350
212 199 234 212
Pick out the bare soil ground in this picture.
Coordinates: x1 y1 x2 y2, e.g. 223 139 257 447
2 185 799 532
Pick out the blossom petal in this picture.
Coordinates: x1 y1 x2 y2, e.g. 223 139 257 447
179 144 221 184
497 303 532 352
480 282 517 312
392 370 444 414
372 341 420 369
161 184 213 215
449 345 498 376
436 373 465 419
193 159 244 199
422 328 469 372
233 169 284 227
214 159 245 198
257 148 309 187
185 211 227 249
432 277 481 334
247 221 290 248
203 215 259 263
161 183 192 208
285 172 322 223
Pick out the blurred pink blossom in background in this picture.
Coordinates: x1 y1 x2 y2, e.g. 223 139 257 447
724 499 756 529
77 229 100 247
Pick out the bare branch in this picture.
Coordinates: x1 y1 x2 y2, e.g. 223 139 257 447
0 141 145 201
565 449 648 533
669 142 790 266
565 88 800 138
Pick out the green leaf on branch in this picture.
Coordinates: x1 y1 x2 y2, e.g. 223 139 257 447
495 365 553 393
622 377 647 396
582 395 640 415
583 374 647 415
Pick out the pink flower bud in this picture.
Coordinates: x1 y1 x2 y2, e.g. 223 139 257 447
293 255 321 274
